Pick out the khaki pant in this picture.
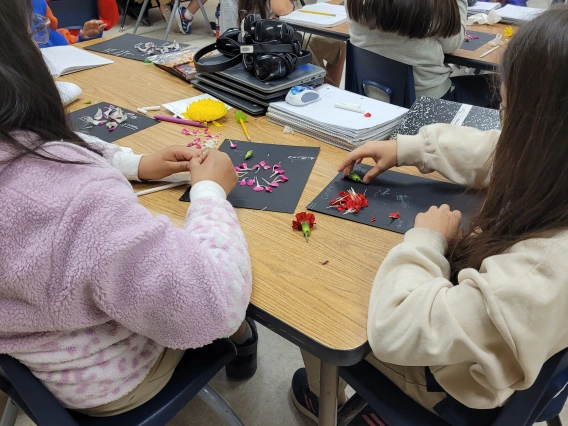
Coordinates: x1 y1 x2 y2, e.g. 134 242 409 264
301 351 446 414
79 349 185 417
306 36 346 68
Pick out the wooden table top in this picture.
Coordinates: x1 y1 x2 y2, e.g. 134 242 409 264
295 0 512 69
62 39 440 361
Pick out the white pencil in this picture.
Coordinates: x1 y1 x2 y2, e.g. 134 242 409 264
480 45 500 58
141 106 161 111
135 181 188 197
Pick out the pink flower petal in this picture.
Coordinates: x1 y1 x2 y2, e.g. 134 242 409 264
190 130 199 135
279 175 289 182
276 169 285 174
253 186 264 192
181 128 190 135
235 166 241 171
239 163 248 169
239 179 247 186
263 165 271 170
259 161 267 166
194 138 201 143
270 182 279 188
265 186 273 193
187 142 195 147
195 144 202 149
252 164 261 169
230 141 237 149
204 128 209 133
273 163 281 170
247 179 254 186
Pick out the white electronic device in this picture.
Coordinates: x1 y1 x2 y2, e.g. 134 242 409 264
285 86 320 107
56 81 82 106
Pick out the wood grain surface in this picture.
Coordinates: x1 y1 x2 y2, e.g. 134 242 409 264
62 39 444 354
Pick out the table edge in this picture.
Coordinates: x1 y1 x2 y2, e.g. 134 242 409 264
248 305 371 366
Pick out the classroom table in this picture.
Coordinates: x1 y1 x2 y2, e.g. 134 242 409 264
62 39 447 426
291 0 511 70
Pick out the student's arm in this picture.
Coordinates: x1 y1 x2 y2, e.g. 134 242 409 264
397 124 500 188
63 170 252 350
367 227 568 408
439 0 468 54
271 0 295 17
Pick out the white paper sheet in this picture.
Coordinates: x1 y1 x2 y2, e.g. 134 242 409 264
279 4 347 27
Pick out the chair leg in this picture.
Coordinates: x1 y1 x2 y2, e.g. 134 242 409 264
133 0 151 35
547 416 563 426
196 0 215 36
197 384 244 426
164 0 180 40
0 399 19 426
120 0 132 32
337 394 367 426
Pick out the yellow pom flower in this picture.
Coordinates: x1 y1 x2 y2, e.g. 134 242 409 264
182 99 227 122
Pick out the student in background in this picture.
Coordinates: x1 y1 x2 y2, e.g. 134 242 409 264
346 0 495 108
220 0 346 87
1 0 257 415
32 0 118 47
157 0 209 34
294 6 568 424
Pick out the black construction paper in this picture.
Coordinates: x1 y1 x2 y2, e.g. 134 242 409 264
307 165 483 234
67 102 159 143
460 31 496 51
85 34 188 62
180 140 319 213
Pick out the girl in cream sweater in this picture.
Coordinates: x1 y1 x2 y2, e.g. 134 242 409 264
293 6 568 425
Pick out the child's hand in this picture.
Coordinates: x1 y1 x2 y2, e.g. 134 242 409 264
337 140 397 184
414 205 462 243
188 149 238 196
138 146 201 180
81 20 107 39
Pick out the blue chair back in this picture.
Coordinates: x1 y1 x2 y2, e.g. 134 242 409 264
340 347 568 426
0 339 237 426
345 41 416 109
47 0 99 30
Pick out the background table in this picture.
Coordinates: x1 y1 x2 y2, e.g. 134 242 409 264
290 0 510 70
63 39 447 425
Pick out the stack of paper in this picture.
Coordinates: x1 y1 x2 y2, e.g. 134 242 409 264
496 5 544 23
41 46 113 77
468 1 501 15
279 3 347 28
267 85 408 151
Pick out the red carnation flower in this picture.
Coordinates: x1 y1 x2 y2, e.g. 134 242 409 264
292 212 316 243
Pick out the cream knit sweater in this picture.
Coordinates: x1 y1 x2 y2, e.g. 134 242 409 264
369 124 568 409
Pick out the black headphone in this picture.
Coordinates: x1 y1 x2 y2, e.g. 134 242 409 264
194 14 312 81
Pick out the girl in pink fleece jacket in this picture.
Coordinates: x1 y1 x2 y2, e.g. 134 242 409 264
0 0 254 416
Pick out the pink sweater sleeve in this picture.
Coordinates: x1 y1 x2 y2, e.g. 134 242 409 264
63 174 252 349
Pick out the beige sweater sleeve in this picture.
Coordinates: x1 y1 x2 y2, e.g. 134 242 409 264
369 124 568 409
397 124 500 188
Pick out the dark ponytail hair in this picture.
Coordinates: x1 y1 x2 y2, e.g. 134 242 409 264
238 0 270 20
0 0 97 164
346 0 461 39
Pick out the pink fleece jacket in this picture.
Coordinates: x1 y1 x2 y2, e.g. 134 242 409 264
0 133 252 409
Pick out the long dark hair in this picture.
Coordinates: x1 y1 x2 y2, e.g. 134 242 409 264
449 6 568 274
346 0 461 39
238 0 271 20
0 0 95 164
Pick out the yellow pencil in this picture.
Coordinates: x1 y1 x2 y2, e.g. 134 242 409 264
298 9 336 17
239 119 251 141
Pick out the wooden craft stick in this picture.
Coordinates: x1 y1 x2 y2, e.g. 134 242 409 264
135 181 188 197
480 45 500 58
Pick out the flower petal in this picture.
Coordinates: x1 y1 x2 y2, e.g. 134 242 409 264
182 128 190 135
239 179 247 186
265 186 273 193
259 161 267 167
230 141 237 149
93 108 103 120
247 179 255 186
